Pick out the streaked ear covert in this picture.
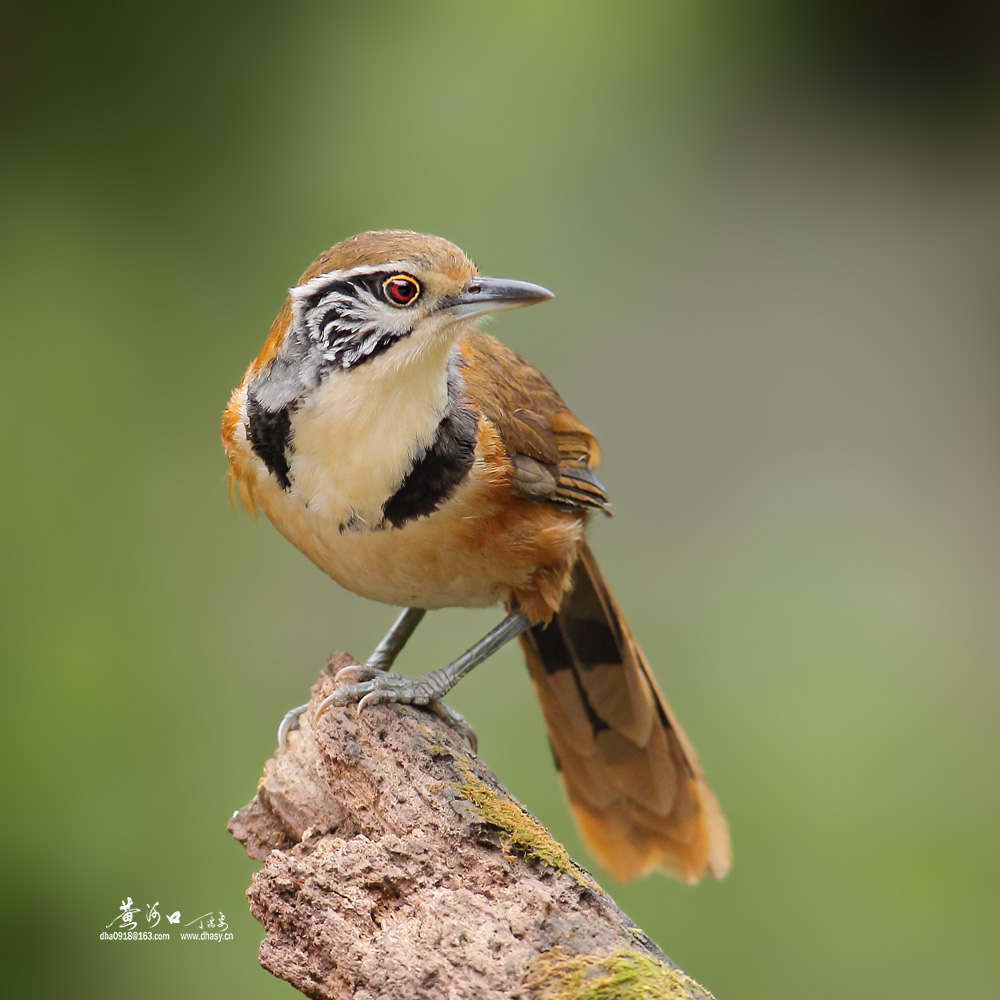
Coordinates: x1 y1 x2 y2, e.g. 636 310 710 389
382 274 421 307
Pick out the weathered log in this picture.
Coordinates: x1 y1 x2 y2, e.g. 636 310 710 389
229 653 715 999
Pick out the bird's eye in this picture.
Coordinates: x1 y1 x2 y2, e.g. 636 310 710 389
382 275 421 306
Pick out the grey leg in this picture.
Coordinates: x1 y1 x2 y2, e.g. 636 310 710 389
314 610 531 738
360 607 427 674
277 608 426 749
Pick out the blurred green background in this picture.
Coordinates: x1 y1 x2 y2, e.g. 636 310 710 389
3 2 998 997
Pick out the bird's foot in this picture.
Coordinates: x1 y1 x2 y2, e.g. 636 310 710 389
276 651 398 749
322 664 449 710
316 666 477 752
333 659 388 685
425 698 478 754
277 702 310 749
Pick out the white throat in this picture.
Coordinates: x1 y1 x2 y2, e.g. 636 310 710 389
285 328 460 527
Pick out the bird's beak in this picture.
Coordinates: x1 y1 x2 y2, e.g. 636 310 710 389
440 277 554 320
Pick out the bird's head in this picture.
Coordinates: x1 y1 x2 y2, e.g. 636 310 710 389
248 230 552 387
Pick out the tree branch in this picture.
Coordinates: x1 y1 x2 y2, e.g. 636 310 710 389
229 653 716 999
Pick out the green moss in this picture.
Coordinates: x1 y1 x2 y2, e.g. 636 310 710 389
524 947 713 1000
454 760 587 883
410 719 439 741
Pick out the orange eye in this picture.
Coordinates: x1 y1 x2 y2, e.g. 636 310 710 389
383 275 421 306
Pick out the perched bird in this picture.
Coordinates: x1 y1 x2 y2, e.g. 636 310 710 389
222 230 730 882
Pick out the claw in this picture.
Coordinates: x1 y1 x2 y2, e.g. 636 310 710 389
277 703 310 749
335 662 384 685
334 664 362 684
311 672 476 751
314 681 377 722
357 690 385 712
460 725 478 755
314 691 339 722
428 699 479 753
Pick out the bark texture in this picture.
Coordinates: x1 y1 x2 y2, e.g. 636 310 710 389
229 654 716 1000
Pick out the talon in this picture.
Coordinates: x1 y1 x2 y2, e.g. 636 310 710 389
315 681 380 723
337 663 384 684
428 699 479 753
314 692 337 722
315 686 362 720
450 717 478 754
357 690 384 712
277 703 310 749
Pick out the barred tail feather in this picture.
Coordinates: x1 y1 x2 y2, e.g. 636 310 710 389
519 544 731 883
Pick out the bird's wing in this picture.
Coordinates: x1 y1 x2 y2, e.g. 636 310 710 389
456 330 612 514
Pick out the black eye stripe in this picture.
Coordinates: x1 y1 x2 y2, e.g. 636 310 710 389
296 270 423 373
298 272 392 310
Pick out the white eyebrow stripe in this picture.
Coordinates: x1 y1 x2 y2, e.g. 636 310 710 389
289 262 415 303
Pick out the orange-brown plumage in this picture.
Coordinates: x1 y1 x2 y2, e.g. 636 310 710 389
222 230 730 882
521 546 731 882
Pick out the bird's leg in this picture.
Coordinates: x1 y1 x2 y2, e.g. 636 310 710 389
352 607 427 677
277 608 426 748
315 610 531 748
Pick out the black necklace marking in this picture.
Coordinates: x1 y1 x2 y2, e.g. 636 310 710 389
246 388 296 490
382 374 478 528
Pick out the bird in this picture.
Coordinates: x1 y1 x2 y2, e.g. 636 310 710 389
221 230 730 883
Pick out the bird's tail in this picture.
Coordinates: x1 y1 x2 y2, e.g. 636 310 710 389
519 544 731 882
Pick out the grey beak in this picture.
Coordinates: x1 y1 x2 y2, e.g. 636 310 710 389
440 277 554 320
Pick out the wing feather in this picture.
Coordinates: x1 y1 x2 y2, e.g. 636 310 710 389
456 331 611 513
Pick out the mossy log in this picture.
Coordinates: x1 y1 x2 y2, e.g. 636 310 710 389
229 653 716 999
